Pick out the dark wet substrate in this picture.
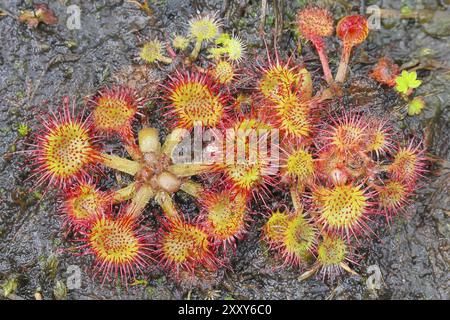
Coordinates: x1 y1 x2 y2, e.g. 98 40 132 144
0 0 448 300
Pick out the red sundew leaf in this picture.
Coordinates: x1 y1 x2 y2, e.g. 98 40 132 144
18 11 39 28
18 3 58 29
34 3 58 26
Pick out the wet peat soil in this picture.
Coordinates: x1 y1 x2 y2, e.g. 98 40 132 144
0 0 448 299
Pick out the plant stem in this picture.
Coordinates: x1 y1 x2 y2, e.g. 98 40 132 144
101 153 141 176
311 37 333 84
316 88 333 102
167 163 211 177
127 0 153 16
126 184 154 218
165 38 177 59
158 55 173 64
122 134 142 161
112 182 137 203
190 39 203 61
290 185 303 212
259 0 267 35
124 143 142 161
335 44 352 83
158 193 180 222
138 127 161 154
180 181 204 198
162 128 187 158
340 262 357 275
298 265 319 281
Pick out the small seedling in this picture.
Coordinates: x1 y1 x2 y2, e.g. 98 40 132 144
395 70 422 95
407 96 426 116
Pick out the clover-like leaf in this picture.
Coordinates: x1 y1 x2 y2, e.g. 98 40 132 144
395 70 422 95
406 71 422 88
407 96 426 116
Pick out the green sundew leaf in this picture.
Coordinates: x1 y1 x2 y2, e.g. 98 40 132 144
407 97 426 116
207 47 226 60
215 33 231 45
223 37 245 61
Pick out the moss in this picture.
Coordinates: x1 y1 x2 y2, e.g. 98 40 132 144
53 280 67 300
17 123 30 137
42 254 59 280
1 275 19 298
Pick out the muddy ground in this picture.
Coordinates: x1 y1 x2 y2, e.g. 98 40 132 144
0 0 448 300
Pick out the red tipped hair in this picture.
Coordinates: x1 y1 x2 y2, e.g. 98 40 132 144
29 98 101 190
162 71 230 130
90 86 141 140
76 209 153 285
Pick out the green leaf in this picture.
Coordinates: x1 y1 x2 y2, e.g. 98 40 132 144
53 280 67 300
400 6 413 16
407 71 422 88
130 279 148 286
409 79 422 89
395 79 408 94
2 276 19 298
17 123 30 137
407 97 426 116
395 70 422 94
215 33 231 45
